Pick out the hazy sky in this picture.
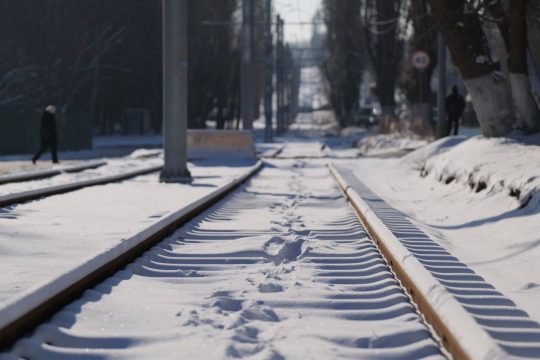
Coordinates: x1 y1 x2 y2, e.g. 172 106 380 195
274 0 322 43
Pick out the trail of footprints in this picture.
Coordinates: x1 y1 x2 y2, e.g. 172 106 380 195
4 161 445 359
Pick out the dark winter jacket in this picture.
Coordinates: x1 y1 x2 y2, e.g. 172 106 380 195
40 111 57 144
446 93 466 117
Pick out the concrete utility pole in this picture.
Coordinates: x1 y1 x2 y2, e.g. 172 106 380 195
264 0 273 142
160 0 191 183
436 32 448 139
241 0 255 131
276 15 284 134
284 43 291 127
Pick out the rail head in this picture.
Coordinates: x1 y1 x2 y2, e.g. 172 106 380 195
0 164 162 208
0 161 107 186
327 161 508 360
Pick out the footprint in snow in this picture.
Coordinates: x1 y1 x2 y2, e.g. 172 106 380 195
264 236 307 265
209 291 244 312
212 296 244 312
520 282 540 291
228 304 280 330
258 283 285 293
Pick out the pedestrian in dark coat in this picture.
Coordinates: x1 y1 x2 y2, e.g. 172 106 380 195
446 86 466 136
32 105 59 164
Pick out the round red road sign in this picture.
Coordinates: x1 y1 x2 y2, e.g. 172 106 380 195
412 50 430 70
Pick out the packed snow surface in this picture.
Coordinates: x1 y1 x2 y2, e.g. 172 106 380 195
4 160 443 359
338 134 540 324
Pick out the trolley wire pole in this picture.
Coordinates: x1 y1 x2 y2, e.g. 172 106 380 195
284 43 291 128
276 15 284 134
241 0 255 131
160 0 191 183
264 0 273 142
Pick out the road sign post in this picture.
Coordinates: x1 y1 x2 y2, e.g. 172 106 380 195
412 50 431 105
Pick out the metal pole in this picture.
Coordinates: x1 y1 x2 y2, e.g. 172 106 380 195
419 70 423 103
436 32 448 139
276 16 284 134
284 43 290 128
241 0 255 131
160 0 191 183
264 0 273 142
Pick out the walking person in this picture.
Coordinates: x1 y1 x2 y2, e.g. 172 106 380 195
32 105 59 164
446 86 466 136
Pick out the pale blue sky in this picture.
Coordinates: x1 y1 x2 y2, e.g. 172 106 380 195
274 0 322 43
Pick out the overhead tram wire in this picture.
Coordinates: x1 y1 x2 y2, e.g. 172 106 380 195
200 21 324 27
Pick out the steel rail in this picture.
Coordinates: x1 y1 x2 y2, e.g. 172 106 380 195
328 162 509 360
0 161 107 186
0 164 163 208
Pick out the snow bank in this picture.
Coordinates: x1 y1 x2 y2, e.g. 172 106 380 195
340 133 540 324
419 135 540 209
401 136 468 168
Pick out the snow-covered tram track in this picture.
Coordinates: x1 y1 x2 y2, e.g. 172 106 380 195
2 160 445 359
0 161 262 353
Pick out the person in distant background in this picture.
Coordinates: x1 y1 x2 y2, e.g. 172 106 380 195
32 105 59 164
446 86 466 136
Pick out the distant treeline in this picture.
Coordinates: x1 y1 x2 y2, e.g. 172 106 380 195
0 0 251 133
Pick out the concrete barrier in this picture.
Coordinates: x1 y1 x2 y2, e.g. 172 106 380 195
187 130 256 159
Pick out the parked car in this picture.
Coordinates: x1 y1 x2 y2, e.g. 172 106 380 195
352 106 380 126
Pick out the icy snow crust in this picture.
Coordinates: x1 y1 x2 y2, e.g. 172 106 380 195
339 135 540 328
3 160 443 359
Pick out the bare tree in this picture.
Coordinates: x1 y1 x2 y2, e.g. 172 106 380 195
527 0 540 81
400 1 437 104
322 0 365 128
362 0 404 116
428 0 540 136
187 0 239 129
428 0 517 136
509 0 540 132
0 0 242 133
